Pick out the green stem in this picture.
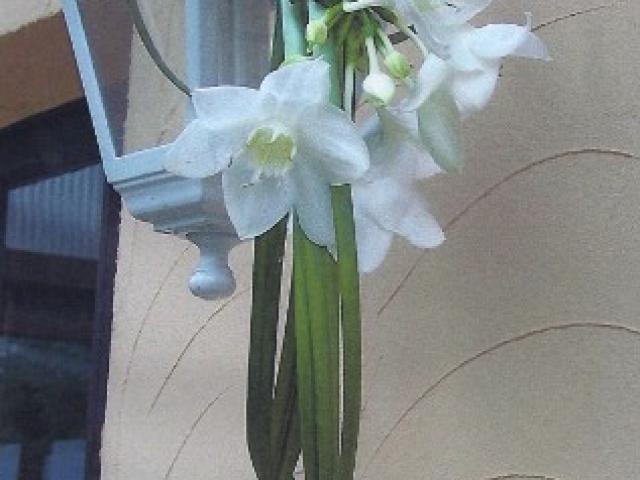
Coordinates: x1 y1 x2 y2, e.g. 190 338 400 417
307 7 342 480
285 2 362 480
334 46 362 480
376 27 395 56
343 62 356 117
277 4 341 480
311 3 363 479
309 2 342 104
271 0 285 70
324 3 347 30
335 13 355 49
281 0 307 59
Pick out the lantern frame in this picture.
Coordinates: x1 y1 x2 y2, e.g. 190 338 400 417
62 0 240 300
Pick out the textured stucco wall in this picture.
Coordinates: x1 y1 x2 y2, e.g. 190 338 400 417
103 0 640 479
0 0 60 35
0 1 81 129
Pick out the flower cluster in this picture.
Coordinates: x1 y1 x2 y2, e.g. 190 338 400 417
164 0 549 272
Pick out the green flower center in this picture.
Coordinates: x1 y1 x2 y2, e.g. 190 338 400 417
246 122 296 178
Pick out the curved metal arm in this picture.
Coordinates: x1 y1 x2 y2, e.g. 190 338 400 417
125 0 192 96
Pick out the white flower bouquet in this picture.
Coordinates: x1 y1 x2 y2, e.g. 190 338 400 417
163 1 549 478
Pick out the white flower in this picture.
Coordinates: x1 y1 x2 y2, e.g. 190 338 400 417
403 12 550 114
353 110 444 272
164 59 369 246
344 0 549 114
344 0 489 57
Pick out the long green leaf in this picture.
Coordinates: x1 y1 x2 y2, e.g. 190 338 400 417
270 290 301 479
332 185 362 480
303 238 340 480
309 3 363 478
247 218 288 479
246 2 290 477
312 2 362 476
293 221 319 479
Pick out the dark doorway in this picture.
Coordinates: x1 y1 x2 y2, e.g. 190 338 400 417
0 101 119 480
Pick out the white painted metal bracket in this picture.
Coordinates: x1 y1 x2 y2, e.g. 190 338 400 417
106 148 239 300
62 0 240 300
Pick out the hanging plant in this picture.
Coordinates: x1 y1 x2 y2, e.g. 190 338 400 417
162 1 550 478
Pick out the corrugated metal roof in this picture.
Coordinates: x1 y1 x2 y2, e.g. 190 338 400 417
5 165 104 259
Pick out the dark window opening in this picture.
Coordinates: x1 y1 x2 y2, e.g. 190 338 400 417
0 101 119 480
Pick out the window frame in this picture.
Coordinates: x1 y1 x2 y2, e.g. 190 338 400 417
0 99 120 480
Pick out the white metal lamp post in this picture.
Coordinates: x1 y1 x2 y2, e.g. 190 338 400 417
62 0 273 299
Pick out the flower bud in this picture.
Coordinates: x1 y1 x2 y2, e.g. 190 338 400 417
306 19 328 45
363 72 396 106
384 51 412 80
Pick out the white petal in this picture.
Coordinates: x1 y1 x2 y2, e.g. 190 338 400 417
393 189 445 248
354 204 394 273
447 26 488 72
379 106 419 141
469 23 545 60
512 31 551 60
359 115 380 143
292 165 336 248
400 55 450 111
353 177 443 271
260 58 331 105
451 64 500 113
379 146 442 181
164 120 237 178
296 104 369 183
374 108 442 180
192 86 269 128
417 89 463 172
446 0 492 24
357 176 441 244
222 155 294 239
404 7 451 58
412 150 443 179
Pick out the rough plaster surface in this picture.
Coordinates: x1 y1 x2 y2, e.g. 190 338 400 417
123 0 187 153
0 11 81 128
0 0 60 35
102 1 640 478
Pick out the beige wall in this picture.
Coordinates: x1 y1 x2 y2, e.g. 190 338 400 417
123 0 187 154
105 1 640 478
0 10 82 128
0 0 60 35
4 0 640 479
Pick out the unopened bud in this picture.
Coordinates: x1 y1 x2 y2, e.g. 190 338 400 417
306 19 328 45
384 51 412 80
363 72 396 106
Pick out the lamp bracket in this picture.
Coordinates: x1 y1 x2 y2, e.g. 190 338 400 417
105 147 240 300
63 0 241 300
